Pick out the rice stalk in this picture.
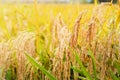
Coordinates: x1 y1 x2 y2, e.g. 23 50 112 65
10 32 36 80
52 14 72 80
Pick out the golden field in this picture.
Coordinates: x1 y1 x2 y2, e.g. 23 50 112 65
0 2 120 80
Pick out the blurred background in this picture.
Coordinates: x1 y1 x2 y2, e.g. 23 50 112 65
1 0 118 4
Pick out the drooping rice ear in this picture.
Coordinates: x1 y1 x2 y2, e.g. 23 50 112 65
70 12 83 48
11 32 36 80
52 13 67 48
57 13 65 27
87 18 96 48
52 14 60 47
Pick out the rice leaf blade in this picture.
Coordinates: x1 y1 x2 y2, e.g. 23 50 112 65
88 49 97 80
109 69 118 80
75 53 92 80
24 52 57 80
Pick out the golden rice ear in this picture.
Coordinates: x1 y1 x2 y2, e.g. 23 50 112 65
52 14 71 80
11 32 36 80
53 13 71 56
0 42 11 79
87 20 96 48
52 13 68 48
52 14 62 47
70 12 83 47
57 13 65 27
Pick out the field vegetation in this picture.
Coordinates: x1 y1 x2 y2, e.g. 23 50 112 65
0 0 120 80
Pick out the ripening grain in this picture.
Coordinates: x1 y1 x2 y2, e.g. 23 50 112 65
0 1 120 80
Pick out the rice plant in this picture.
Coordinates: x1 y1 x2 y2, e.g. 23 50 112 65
0 0 120 80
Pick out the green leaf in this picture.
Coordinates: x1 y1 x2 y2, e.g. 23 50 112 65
71 66 87 80
114 61 120 75
75 53 92 80
24 52 57 80
0 67 3 80
109 69 118 80
88 49 97 80
71 66 83 74
5 69 12 80
78 76 87 80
